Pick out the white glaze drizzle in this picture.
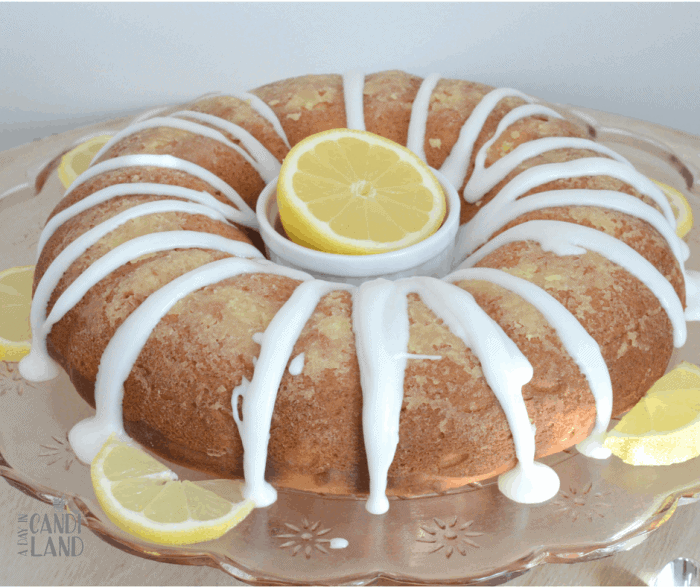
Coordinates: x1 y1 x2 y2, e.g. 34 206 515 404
329 537 349 549
438 77 700 459
439 87 533 191
220 91 292 148
288 353 305 376
461 157 678 230
439 86 637 205
446 267 613 459
463 104 568 198
90 118 225 163
353 276 559 512
402 76 682 300
460 220 687 347
464 137 632 203
88 117 270 183
342 71 366 131
406 73 441 161
20 233 262 383
38 183 252 259
435 79 697 462
234 280 350 507
68 257 311 464
455 189 689 270
21 199 232 384
184 91 292 148
483 103 564 137
412 278 560 503
169 110 281 181
352 278 409 515
63 154 258 226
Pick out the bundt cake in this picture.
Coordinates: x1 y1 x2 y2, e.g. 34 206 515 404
19 70 700 515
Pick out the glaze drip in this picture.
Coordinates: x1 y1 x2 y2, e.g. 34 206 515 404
235 280 349 507
446 267 613 459
67 257 311 464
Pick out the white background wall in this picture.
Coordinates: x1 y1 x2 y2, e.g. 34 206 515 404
2 3 699 151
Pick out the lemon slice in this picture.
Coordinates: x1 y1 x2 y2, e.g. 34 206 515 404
0 265 34 361
651 178 693 238
58 134 113 189
645 361 700 395
91 435 254 545
277 129 446 255
604 362 700 466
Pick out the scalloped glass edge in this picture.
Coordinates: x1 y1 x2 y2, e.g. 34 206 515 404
2 454 699 586
1 102 700 586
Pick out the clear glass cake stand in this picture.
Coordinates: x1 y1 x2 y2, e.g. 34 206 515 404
1 102 699 585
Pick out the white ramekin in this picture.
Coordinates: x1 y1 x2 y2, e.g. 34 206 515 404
255 168 460 285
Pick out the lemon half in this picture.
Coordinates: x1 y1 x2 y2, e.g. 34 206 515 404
277 129 446 255
91 435 254 545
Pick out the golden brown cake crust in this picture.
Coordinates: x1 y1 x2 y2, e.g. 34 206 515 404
185 94 289 163
36 70 685 498
93 127 266 211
